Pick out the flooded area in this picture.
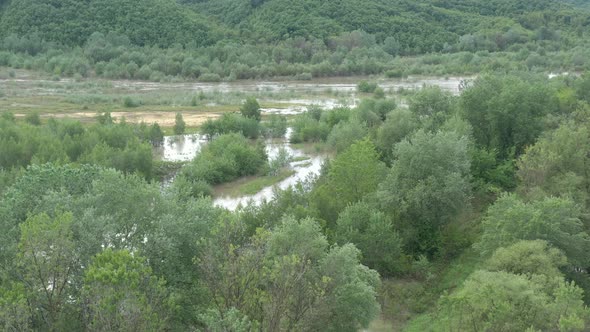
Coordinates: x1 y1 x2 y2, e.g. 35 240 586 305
213 138 327 210
4 72 474 209
156 128 327 210
154 134 208 162
110 76 471 95
1 72 476 123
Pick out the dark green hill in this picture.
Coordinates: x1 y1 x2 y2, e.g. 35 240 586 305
0 0 225 47
0 0 588 54
190 0 587 53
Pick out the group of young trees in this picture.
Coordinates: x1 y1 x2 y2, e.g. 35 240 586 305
0 112 163 180
246 72 590 330
0 159 382 331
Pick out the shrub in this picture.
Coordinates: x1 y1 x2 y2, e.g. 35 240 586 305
262 114 287 138
385 68 405 78
290 114 330 143
200 113 261 139
327 120 368 152
182 133 267 185
240 97 261 121
357 80 378 93
174 113 186 135
199 73 221 82
24 112 41 125
123 96 140 108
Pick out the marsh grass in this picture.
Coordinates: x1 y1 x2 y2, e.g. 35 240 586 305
213 168 296 197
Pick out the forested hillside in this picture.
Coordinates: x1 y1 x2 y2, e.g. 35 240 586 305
0 0 225 47
0 0 587 82
1 0 588 52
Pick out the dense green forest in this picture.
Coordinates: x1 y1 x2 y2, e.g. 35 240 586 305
2 72 590 330
0 0 588 80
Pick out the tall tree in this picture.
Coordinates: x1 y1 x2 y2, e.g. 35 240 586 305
16 212 79 331
313 138 387 223
476 193 590 268
240 97 262 121
461 74 558 159
174 113 186 135
81 249 171 331
378 130 471 256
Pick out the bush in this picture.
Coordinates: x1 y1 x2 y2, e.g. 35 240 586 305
294 72 313 80
200 113 261 139
374 87 385 98
123 96 140 108
174 113 186 135
181 133 267 185
268 147 292 176
262 114 287 138
240 97 261 121
199 73 221 82
385 68 405 78
290 114 330 143
24 112 41 125
357 80 378 93
327 120 368 152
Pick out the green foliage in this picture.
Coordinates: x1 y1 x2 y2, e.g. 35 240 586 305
262 114 287 138
16 212 79 331
267 147 291 176
82 249 171 331
149 123 164 147
174 113 186 135
375 109 419 163
326 119 368 152
240 97 261 121
0 0 587 81
181 133 267 185
0 116 157 179
437 270 589 331
485 240 567 279
314 138 386 223
335 201 405 276
290 110 330 143
409 86 454 131
0 0 218 47
461 74 559 159
477 193 590 267
201 113 261 139
0 164 223 329
123 96 140 108
517 122 590 208
24 112 41 126
198 215 380 331
357 80 378 93
0 282 30 331
378 130 471 256
200 308 254 332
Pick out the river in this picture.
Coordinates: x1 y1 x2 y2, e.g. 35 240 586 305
150 76 476 209
156 128 327 210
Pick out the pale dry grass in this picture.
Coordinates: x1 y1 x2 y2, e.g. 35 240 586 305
16 111 221 127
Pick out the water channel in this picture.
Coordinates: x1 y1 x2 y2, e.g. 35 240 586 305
153 75 475 210
156 128 327 210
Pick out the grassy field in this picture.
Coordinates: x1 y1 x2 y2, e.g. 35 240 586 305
213 168 296 197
